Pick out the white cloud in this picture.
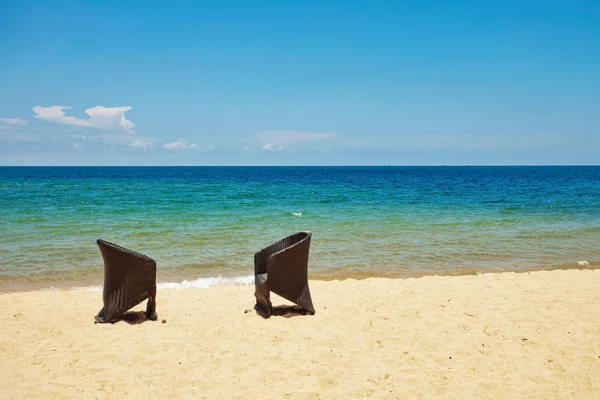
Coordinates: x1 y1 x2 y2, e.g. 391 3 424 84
0 132 42 142
83 132 154 148
262 143 284 152
0 118 28 125
162 138 198 150
32 105 135 134
0 118 28 130
129 140 153 149
73 143 84 149
256 130 336 145
242 145 251 152
206 145 216 152
1 118 28 125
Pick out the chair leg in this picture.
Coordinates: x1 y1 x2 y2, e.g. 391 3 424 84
298 283 315 315
95 307 106 323
254 273 272 318
146 290 158 321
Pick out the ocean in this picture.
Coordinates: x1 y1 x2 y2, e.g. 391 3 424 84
0 166 598 292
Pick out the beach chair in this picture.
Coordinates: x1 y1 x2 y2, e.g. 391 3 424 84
95 239 158 323
254 231 315 318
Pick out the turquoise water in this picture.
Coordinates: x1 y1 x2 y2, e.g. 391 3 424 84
0 166 598 291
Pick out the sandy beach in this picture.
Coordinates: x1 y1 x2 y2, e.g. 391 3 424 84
1 269 599 399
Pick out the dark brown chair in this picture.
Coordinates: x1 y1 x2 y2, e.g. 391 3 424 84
95 239 157 323
254 231 315 318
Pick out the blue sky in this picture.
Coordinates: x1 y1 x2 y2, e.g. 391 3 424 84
1 0 599 165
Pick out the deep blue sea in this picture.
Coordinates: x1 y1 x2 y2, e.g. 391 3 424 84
0 166 598 291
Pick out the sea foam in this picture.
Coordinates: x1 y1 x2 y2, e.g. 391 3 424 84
47 275 255 293
157 275 254 290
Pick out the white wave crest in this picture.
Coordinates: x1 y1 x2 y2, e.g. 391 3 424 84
37 285 101 293
577 260 590 266
45 275 255 293
157 275 254 290
71 286 102 292
292 212 303 217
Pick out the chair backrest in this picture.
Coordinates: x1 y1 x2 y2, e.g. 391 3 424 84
267 232 312 304
254 231 315 317
96 239 157 323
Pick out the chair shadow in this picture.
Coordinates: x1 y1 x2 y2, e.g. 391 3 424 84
270 305 313 318
95 311 153 325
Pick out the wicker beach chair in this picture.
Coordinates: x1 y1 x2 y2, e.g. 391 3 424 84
95 239 158 323
254 231 315 318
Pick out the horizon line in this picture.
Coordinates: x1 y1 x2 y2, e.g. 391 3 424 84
1 164 599 168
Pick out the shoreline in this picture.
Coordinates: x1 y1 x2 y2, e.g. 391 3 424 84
1 262 598 294
2 268 599 398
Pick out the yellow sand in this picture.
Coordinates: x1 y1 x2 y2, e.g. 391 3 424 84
1 269 600 399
